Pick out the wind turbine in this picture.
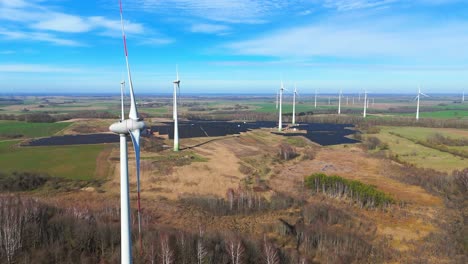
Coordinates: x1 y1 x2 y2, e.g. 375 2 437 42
173 66 180 151
109 1 146 263
338 89 342 115
292 84 298 125
363 90 368 118
462 90 465 103
314 88 317 108
415 85 429 121
278 80 286 131
275 91 279 109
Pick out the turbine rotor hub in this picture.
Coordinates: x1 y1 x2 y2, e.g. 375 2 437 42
109 119 146 134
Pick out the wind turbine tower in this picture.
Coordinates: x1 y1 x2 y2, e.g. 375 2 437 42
278 81 285 131
415 85 429 121
363 90 368 118
292 84 298 125
338 89 342 115
109 2 146 263
314 89 317 108
463 90 465 103
173 66 180 151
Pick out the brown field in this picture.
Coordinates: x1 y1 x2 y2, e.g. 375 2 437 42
33 126 463 263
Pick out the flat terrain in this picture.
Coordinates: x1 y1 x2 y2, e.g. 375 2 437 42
0 95 466 263
372 127 467 173
0 140 108 180
0 120 70 138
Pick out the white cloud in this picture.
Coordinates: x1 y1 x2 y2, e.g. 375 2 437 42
131 0 298 24
190 23 230 34
33 13 92 33
0 28 83 46
225 18 468 61
0 0 161 46
0 63 83 73
322 0 397 11
139 37 175 45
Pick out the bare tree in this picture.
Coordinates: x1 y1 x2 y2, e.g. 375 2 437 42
197 226 207 264
0 196 26 264
226 237 244 264
160 234 174 264
263 236 279 264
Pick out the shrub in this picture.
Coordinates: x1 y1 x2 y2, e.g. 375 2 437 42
278 143 298 160
304 173 394 209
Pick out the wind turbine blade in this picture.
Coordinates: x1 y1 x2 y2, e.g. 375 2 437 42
120 0 138 120
129 129 142 246
413 96 418 101
120 81 125 121
420 93 429 97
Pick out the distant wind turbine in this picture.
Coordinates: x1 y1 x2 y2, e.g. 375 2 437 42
314 89 317 108
278 80 286 131
276 91 279 110
173 65 180 151
462 90 465 103
363 90 368 118
109 1 146 262
415 85 429 121
292 84 298 124
338 89 342 115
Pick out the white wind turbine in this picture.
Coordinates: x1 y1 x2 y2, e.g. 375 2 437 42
462 90 465 103
278 80 286 132
314 88 317 108
109 1 146 263
173 66 180 151
276 90 279 110
415 85 429 121
338 88 342 115
363 90 368 118
292 83 298 125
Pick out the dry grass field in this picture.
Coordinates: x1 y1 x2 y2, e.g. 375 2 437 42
35 125 464 263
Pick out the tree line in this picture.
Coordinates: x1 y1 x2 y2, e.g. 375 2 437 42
304 173 395 209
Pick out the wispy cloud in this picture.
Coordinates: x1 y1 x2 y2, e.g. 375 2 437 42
139 37 175 45
0 0 164 46
129 0 298 24
322 0 397 11
0 63 83 73
0 28 83 46
190 23 230 34
225 17 468 62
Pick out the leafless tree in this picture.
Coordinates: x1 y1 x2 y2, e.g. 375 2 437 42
226 237 244 264
160 234 174 264
263 236 279 264
197 226 207 264
0 196 26 264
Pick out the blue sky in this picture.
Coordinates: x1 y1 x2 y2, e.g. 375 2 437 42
0 0 467 94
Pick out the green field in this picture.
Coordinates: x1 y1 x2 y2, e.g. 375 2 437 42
372 127 467 173
0 121 71 138
250 103 340 113
399 110 468 119
0 140 107 180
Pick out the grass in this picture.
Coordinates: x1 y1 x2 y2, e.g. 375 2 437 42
305 173 394 208
0 140 107 180
0 121 71 138
399 110 468 119
250 103 338 113
381 126 468 155
372 127 467 173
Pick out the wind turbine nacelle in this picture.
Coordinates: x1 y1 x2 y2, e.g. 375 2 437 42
109 119 146 134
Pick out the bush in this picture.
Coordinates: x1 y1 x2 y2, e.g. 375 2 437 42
304 173 394 208
278 143 298 160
